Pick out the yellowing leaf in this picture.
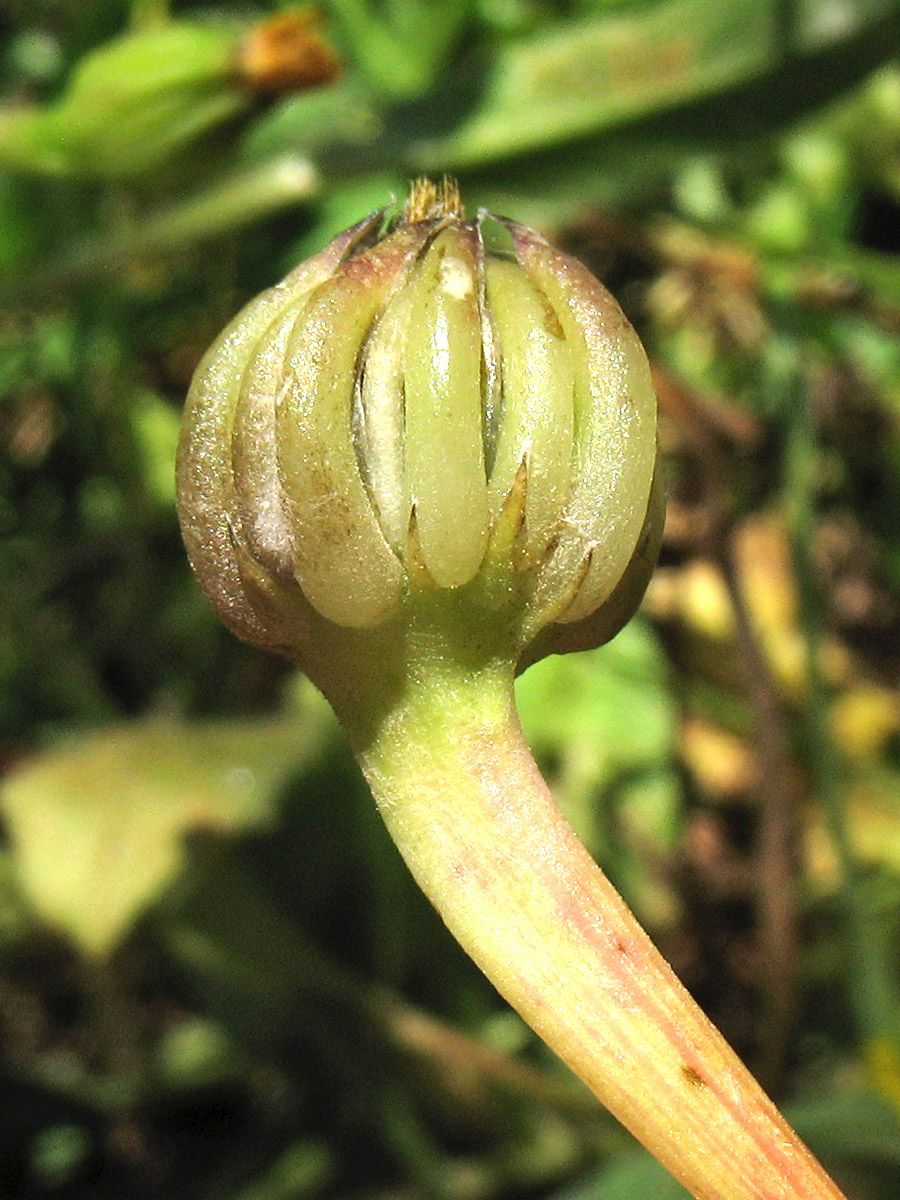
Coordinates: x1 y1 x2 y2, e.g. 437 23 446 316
1 703 333 956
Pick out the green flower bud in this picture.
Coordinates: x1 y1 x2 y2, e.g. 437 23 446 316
0 23 240 178
176 185 850 1200
177 180 662 671
0 14 339 180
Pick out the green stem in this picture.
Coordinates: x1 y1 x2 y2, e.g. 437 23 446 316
785 380 900 1103
329 631 847 1200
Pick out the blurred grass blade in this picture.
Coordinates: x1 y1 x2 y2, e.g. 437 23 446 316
2 156 320 300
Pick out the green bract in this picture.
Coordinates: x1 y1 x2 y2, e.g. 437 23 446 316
177 182 662 669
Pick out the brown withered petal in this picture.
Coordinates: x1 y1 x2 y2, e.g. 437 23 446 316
238 10 341 94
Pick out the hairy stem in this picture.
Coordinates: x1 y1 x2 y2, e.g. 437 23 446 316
333 642 847 1200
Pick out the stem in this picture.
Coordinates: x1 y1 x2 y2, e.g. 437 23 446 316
719 539 801 1092
334 638 848 1200
785 380 900 1099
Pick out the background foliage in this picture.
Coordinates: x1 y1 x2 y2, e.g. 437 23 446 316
2 1 900 1196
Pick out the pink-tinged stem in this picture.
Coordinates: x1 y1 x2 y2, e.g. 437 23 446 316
337 652 848 1200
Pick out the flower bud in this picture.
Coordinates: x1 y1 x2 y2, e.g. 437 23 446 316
0 14 339 180
177 180 662 668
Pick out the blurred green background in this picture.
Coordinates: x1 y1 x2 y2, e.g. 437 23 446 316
2 1 900 1196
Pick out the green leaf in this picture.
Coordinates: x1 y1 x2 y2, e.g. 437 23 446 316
329 0 473 98
516 620 673 775
450 3 900 222
426 0 778 167
0 697 334 956
516 620 680 924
